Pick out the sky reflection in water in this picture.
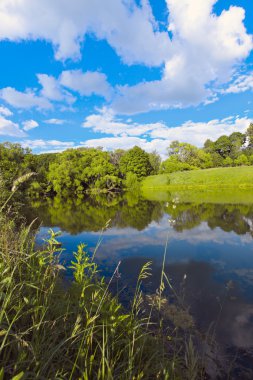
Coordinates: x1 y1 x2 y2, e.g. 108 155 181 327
31 190 253 372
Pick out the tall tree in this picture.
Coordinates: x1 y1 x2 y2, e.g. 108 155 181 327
119 146 152 179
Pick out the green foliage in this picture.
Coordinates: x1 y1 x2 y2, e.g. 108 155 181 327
160 156 197 174
124 172 139 190
166 141 213 171
0 207 187 379
213 135 232 158
47 148 121 195
234 154 249 166
148 150 161 174
119 146 153 179
229 132 245 159
0 142 30 190
223 156 233 167
246 123 253 147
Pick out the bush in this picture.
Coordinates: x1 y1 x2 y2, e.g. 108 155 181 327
234 154 249 166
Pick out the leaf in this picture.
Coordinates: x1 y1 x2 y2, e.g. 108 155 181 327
0 368 4 380
11 372 24 380
0 330 7 337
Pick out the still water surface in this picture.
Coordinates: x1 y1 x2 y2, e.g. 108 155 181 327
28 189 253 377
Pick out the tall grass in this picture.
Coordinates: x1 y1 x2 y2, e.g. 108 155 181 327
0 208 192 379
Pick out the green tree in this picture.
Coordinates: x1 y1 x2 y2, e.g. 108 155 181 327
48 148 121 195
223 156 233 167
234 154 249 166
246 123 253 147
0 142 31 189
148 151 161 174
213 135 232 158
229 132 245 159
119 146 152 179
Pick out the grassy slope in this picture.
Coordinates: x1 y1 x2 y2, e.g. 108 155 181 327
142 166 253 190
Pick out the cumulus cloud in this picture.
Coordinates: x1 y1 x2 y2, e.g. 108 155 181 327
0 105 13 116
0 87 52 110
0 0 171 65
0 69 112 111
0 0 252 115
22 119 39 131
60 70 112 100
149 116 253 146
82 110 252 156
0 115 26 137
37 74 76 104
83 108 165 136
44 118 66 125
111 0 253 114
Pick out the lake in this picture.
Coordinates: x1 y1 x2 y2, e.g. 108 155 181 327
27 189 253 378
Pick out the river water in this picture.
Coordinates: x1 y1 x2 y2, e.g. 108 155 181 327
27 189 253 378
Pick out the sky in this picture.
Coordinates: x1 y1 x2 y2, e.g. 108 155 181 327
0 0 252 157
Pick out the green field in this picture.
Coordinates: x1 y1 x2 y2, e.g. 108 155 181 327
142 166 253 190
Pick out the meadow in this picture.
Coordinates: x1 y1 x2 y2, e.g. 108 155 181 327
142 166 253 190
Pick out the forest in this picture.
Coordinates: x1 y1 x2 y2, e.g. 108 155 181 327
0 123 253 197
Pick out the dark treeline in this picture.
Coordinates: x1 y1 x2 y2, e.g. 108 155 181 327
0 123 253 196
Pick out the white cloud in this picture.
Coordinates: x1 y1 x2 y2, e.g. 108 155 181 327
44 118 66 125
0 70 112 111
0 105 13 116
22 119 39 131
223 71 253 94
0 0 171 65
0 115 26 137
21 139 75 152
60 70 112 100
149 116 252 147
0 87 52 110
81 136 170 159
82 110 252 156
0 0 252 115
83 108 165 136
111 0 253 114
37 74 76 104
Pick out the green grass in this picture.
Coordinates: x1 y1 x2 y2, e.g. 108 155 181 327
142 166 253 190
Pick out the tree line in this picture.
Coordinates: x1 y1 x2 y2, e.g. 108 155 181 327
0 143 159 196
161 123 253 173
0 123 252 196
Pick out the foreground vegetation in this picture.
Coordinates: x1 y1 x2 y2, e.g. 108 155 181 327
0 172 202 380
0 211 182 379
142 166 253 190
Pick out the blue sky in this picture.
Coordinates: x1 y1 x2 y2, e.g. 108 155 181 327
0 0 252 157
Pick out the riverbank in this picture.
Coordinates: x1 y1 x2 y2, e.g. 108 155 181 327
141 166 253 191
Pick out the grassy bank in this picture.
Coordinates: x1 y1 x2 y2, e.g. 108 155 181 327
142 166 253 190
0 207 199 379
